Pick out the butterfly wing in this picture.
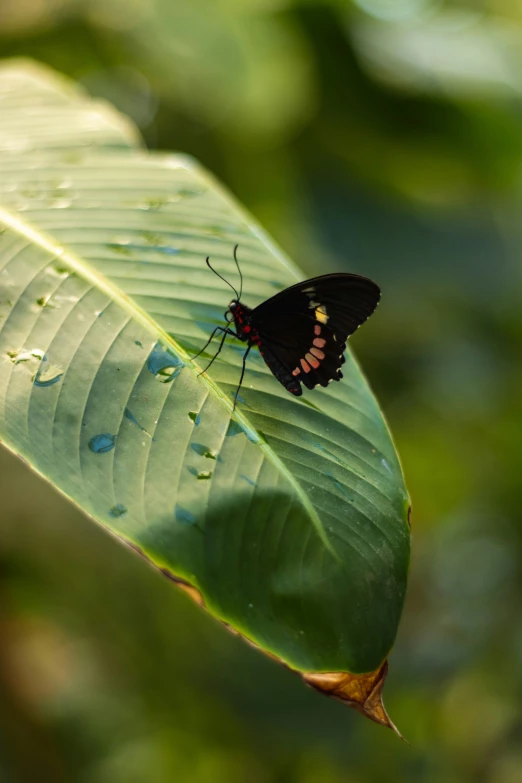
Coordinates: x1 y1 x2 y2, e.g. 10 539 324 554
250 273 380 395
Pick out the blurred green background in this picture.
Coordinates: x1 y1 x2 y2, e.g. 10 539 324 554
2 0 522 780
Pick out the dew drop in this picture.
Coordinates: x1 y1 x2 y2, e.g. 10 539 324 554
8 348 45 364
137 196 170 211
88 433 116 453
107 239 133 255
191 443 217 459
36 295 54 308
188 411 200 425
226 420 243 437
109 503 127 518
147 343 184 382
52 265 72 277
175 506 195 524
33 362 63 387
124 407 146 432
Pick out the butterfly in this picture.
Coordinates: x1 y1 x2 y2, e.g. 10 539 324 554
193 246 380 407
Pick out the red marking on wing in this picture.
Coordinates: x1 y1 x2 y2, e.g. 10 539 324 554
305 352 320 369
300 358 311 373
310 347 325 360
314 324 321 336
313 337 326 348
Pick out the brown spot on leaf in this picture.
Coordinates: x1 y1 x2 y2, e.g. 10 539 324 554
159 569 206 607
117 536 207 608
303 660 405 739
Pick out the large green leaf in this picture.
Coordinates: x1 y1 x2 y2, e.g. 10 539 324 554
0 60 410 725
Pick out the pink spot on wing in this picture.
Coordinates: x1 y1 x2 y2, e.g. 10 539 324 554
305 352 320 369
314 325 321 336
300 358 311 373
292 367 301 376
313 337 326 348
310 347 325 360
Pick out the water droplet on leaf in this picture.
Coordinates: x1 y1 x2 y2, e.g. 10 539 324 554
191 443 217 459
175 506 195 524
9 347 45 365
36 295 54 308
107 239 133 255
33 361 63 387
88 433 116 453
147 343 183 382
226 420 243 437
124 407 145 432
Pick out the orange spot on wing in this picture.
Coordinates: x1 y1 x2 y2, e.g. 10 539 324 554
292 367 301 376
310 347 325 360
313 337 326 348
314 324 321 336
300 358 311 373
305 352 320 369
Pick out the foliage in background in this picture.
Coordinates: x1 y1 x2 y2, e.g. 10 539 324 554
1 1 522 781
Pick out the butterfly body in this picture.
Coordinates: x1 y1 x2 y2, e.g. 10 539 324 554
195 249 381 406
228 301 256 342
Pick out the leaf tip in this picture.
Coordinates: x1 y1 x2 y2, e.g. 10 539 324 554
302 660 406 740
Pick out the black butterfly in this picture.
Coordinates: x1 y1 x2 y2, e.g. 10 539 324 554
193 246 380 407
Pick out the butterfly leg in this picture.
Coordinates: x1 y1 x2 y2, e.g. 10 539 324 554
191 326 226 361
197 328 237 376
233 344 251 409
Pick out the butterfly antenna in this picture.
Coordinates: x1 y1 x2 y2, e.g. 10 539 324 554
206 257 239 299
233 244 243 300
